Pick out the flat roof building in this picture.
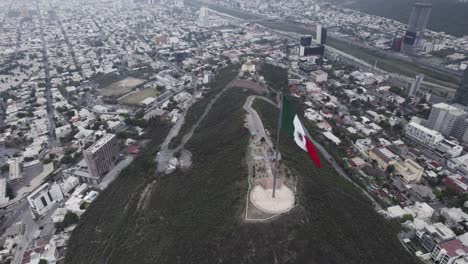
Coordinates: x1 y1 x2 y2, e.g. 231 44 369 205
394 159 424 183
0 178 9 205
406 122 444 146
426 103 466 137
27 182 64 219
369 147 399 170
8 158 22 184
83 134 119 183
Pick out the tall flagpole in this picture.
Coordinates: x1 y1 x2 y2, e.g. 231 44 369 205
272 91 283 198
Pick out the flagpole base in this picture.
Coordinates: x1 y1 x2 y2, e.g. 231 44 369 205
250 185 295 215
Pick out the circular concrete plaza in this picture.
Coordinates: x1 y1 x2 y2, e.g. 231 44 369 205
250 185 295 214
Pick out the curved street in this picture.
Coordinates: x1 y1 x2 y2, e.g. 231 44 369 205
256 97 383 211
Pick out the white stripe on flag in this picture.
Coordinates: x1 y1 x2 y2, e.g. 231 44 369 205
293 115 307 151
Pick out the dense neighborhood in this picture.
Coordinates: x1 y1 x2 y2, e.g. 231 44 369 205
0 0 468 263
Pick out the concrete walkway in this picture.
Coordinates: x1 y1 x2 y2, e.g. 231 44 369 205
98 155 135 190
243 95 295 220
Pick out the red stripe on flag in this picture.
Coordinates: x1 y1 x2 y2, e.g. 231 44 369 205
305 137 322 168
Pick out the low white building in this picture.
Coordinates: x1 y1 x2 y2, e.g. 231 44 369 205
405 122 444 146
322 131 341 145
59 176 80 195
435 139 463 158
27 182 64 219
441 207 468 225
310 70 328 83
386 205 406 219
203 70 213 84
354 138 373 157
139 97 156 106
404 202 434 222
55 124 72 139
304 108 322 121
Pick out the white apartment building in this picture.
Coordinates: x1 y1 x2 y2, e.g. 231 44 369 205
426 103 466 137
406 122 444 146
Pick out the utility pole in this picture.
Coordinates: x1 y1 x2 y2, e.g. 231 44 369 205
272 92 283 198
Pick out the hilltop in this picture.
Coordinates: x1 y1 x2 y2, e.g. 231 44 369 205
65 87 420 263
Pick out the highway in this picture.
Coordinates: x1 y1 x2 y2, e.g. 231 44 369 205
203 4 459 92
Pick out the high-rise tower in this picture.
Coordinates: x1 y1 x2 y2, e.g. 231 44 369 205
316 25 327 45
403 3 432 52
408 74 424 97
198 7 210 27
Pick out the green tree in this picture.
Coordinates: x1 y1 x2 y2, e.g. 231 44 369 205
385 164 395 174
61 212 79 228
39 259 48 264
401 214 414 223
442 186 458 199
0 164 9 173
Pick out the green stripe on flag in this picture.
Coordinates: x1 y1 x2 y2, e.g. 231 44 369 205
280 97 296 138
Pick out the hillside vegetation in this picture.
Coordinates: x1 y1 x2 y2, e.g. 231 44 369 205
252 98 420 264
169 64 239 149
66 85 420 263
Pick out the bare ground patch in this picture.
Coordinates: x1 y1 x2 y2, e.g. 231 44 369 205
100 77 146 97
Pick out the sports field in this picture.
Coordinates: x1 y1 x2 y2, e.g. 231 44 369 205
120 88 159 105
100 77 146 97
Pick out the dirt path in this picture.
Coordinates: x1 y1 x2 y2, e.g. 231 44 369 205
156 78 237 173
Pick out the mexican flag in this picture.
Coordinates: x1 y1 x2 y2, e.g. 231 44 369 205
280 97 322 168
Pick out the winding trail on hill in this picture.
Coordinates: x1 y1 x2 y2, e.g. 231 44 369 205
156 78 238 173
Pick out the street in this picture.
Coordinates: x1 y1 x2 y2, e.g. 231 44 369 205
36 0 57 148
255 96 383 211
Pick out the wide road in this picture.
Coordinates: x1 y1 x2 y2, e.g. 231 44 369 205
36 0 57 147
0 200 28 235
56 12 82 76
200 3 459 90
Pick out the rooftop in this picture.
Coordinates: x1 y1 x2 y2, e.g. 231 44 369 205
8 158 21 181
0 178 8 204
438 238 468 257
85 134 116 154
433 103 466 114
371 147 398 163
407 122 443 137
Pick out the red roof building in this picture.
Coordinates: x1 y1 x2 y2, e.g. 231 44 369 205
127 146 140 155
431 238 468 264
